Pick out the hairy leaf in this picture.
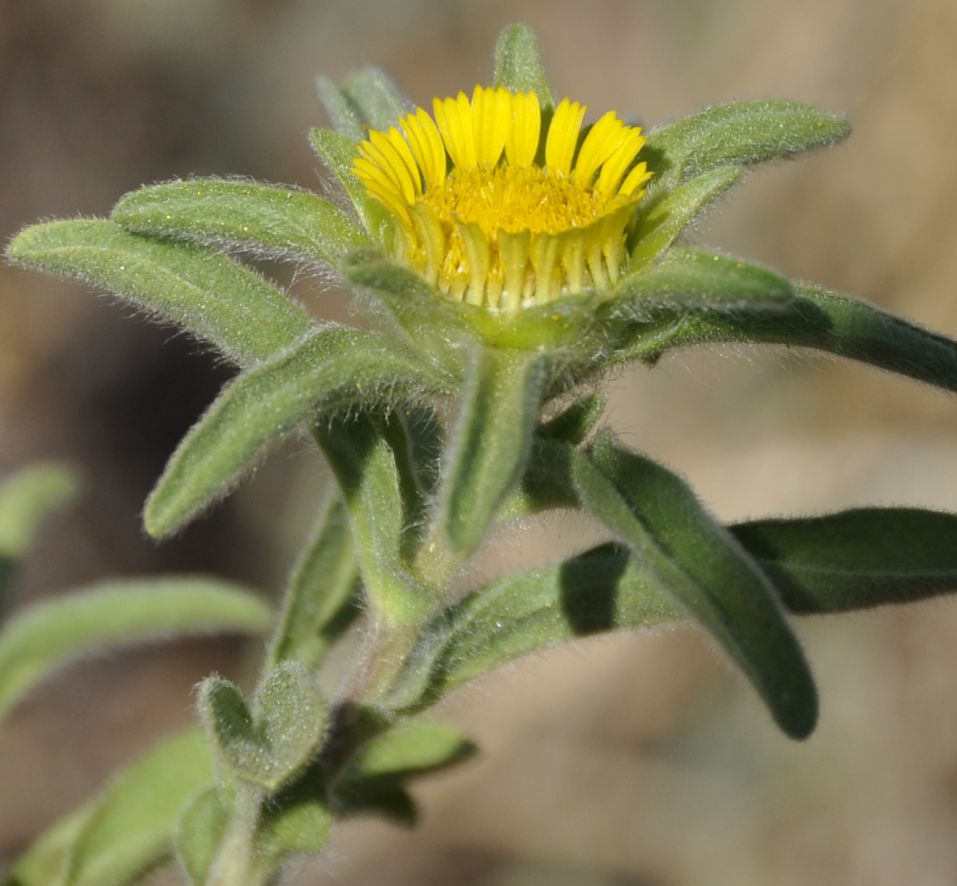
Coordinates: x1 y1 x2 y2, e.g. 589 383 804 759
112 178 369 267
645 99 851 191
265 497 361 670
540 393 607 446
308 128 385 235
732 508 957 613
199 662 327 792
175 788 227 886
629 165 742 270
340 67 413 131
0 577 270 722
144 325 449 538
618 272 957 394
60 729 212 886
6 220 313 366
437 347 546 558
492 23 555 109
315 75 365 142
314 413 432 625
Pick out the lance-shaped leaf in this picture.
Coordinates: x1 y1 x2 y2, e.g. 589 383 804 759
386 542 683 711
732 508 957 614
571 435 818 739
314 414 432 625
617 271 957 395
540 393 607 446
309 128 386 235
144 325 449 538
21 728 214 886
199 662 327 793
0 577 270 723
609 246 794 324
315 75 365 142
0 462 79 607
437 346 546 558
265 497 361 671
628 165 742 271
112 179 370 267
339 67 413 131
175 787 228 886
5 220 313 367
492 23 555 109
644 99 851 192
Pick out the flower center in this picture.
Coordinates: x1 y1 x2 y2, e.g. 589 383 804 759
425 165 608 237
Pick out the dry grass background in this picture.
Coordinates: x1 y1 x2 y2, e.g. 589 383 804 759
3 1 957 883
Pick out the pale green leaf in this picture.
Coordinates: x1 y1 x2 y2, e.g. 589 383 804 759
628 165 742 271
308 128 385 234
61 729 213 886
174 788 227 886
0 577 270 722
265 497 361 670
6 220 313 366
437 347 546 557
0 462 79 560
315 75 364 142
645 99 851 191
111 178 370 267
340 67 413 131
144 325 450 538
492 23 555 109
732 508 957 614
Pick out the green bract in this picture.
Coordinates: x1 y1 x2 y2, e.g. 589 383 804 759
5 21 957 886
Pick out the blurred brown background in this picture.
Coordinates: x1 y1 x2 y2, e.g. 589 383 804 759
3 1 957 884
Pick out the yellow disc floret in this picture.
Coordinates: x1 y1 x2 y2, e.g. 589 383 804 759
352 85 651 312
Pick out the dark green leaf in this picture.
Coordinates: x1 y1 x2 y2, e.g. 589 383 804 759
437 347 546 557
492 23 555 109
574 435 817 739
540 394 606 446
144 325 449 538
315 75 365 142
628 166 742 271
732 508 957 614
6 220 313 366
265 497 361 670
112 178 370 267
61 729 213 886
610 246 794 324
253 785 331 875
386 543 682 711
0 577 270 722
645 99 851 191
618 273 957 394
340 67 413 131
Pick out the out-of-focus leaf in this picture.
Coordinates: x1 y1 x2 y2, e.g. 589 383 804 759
5 220 313 366
314 414 432 625
628 166 742 271
266 497 361 670
340 67 413 131
610 246 794 324
144 325 450 539
0 462 79 608
645 99 851 191
199 663 327 793
492 23 555 109
732 508 957 614
0 577 270 722
437 347 545 558
315 75 365 142
112 179 370 267
5 805 90 886
60 729 212 886
618 274 957 395
386 543 682 711
174 788 227 886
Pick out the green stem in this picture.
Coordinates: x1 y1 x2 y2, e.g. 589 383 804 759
205 784 265 886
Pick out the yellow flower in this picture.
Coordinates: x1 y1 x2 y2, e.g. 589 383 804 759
352 86 651 313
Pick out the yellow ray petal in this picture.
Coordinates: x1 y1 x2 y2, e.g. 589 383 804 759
545 98 586 175
505 91 542 168
472 85 510 168
595 129 646 195
401 108 447 189
573 111 632 185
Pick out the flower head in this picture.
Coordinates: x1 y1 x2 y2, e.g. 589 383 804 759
353 86 651 313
